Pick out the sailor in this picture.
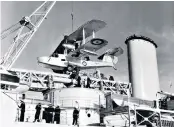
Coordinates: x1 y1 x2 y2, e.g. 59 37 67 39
75 41 79 50
109 75 114 86
77 75 81 87
54 106 61 124
47 104 54 123
70 70 77 79
86 76 91 88
18 100 25 122
33 103 42 122
72 107 79 125
43 107 49 123
99 81 104 91
109 75 114 81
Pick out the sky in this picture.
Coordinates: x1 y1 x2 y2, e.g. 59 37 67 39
1 1 174 93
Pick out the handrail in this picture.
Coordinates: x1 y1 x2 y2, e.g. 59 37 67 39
18 97 51 105
59 95 106 108
1 90 20 122
1 91 18 104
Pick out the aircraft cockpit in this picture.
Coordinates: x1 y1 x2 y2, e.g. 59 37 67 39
52 53 59 58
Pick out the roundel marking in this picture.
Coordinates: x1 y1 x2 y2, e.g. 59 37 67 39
91 39 104 45
82 61 87 66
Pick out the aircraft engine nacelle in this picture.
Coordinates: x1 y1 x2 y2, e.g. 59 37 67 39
62 43 75 50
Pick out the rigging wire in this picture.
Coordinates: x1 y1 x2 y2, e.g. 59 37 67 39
1 22 21 40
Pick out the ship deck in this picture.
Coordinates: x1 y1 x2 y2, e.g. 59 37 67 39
3 122 103 127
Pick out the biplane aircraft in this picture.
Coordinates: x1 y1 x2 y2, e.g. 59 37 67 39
37 19 123 74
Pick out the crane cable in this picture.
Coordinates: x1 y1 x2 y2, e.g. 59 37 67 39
71 1 74 32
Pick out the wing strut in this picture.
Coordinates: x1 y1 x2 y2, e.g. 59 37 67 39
82 28 85 45
92 30 95 38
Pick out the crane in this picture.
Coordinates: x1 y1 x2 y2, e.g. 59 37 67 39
0 1 56 69
0 2 132 94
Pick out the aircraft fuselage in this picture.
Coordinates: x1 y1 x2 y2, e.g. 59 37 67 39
38 54 113 73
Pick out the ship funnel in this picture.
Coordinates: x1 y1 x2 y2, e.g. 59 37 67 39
125 35 160 101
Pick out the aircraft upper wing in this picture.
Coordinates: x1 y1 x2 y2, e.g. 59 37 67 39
67 19 106 41
50 19 106 56
80 38 108 52
66 38 108 59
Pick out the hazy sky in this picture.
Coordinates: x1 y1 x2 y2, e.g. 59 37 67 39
1 1 174 93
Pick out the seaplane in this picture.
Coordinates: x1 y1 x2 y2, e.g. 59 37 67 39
37 19 123 74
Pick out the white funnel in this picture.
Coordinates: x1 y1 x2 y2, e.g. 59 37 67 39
125 35 160 101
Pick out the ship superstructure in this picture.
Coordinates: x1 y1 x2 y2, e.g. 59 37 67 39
1 2 174 127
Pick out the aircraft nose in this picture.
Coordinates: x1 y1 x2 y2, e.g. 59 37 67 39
37 56 50 63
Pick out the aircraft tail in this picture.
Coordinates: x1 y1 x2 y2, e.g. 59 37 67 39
98 47 123 70
99 55 118 70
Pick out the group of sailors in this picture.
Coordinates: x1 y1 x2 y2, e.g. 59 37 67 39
68 71 92 88
18 101 80 125
62 67 116 89
74 74 114 90
18 101 42 123
18 101 60 124
75 75 91 88
42 105 61 124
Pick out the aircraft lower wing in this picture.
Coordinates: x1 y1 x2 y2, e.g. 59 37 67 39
66 38 108 59
98 47 124 60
